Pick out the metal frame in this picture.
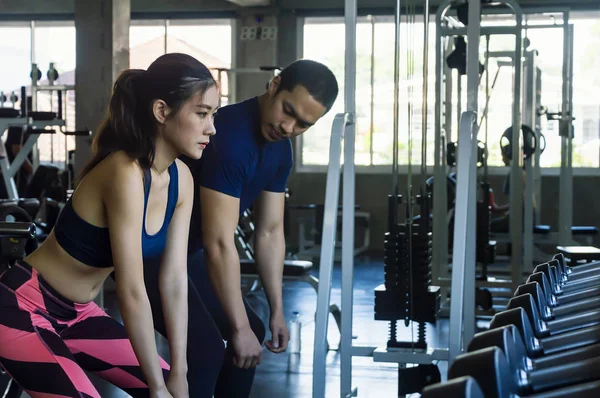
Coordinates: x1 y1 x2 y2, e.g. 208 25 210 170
431 0 524 363
558 19 574 246
0 118 65 200
312 112 352 398
432 0 524 295
522 48 539 270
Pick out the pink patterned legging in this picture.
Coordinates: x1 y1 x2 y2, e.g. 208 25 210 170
0 261 170 398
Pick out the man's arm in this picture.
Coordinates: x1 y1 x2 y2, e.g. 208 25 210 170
200 186 263 368
253 191 285 313
253 190 289 352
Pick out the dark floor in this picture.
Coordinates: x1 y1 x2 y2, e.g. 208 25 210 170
20 255 452 398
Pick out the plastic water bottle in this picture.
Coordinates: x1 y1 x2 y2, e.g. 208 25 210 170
289 311 301 354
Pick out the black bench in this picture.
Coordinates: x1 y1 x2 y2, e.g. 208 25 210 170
557 245 600 265
534 224 599 236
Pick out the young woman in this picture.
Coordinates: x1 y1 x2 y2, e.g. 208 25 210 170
0 53 218 398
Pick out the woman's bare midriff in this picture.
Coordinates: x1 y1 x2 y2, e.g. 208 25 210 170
24 230 114 304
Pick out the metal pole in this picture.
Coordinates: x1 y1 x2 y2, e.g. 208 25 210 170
523 50 535 272
420 0 430 190
534 66 542 224
369 16 375 167
509 5 524 292
558 14 573 246
392 0 402 207
448 0 480 364
340 0 357 392
448 111 477 365
462 0 480 353
312 114 348 398
164 19 169 53
432 5 445 289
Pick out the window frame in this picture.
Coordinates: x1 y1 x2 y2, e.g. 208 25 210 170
294 13 600 177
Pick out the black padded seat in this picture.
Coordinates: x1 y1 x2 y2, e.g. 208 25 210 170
572 226 599 236
534 225 551 234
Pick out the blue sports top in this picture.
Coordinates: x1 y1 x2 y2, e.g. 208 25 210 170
54 161 179 267
182 96 293 254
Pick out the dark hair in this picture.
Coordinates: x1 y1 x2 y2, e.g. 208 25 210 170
78 53 217 181
276 59 339 111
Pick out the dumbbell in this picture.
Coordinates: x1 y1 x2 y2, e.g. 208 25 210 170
448 346 600 398
421 376 485 398
469 325 600 378
512 263 600 320
511 279 600 327
490 306 600 357
550 253 600 282
532 260 600 297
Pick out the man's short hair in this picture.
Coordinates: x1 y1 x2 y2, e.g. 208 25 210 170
276 59 339 111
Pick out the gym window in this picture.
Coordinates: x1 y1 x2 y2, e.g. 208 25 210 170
130 19 233 106
0 21 76 170
0 18 233 171
298 15 437 171
296 13 600 173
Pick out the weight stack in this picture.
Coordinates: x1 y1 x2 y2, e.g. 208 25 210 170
375 223 441 325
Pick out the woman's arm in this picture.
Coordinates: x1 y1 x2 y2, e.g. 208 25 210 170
106 161 167 393
158 160 193 376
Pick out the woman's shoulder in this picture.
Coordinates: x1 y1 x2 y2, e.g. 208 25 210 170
97 151 145 192
173 158 194 206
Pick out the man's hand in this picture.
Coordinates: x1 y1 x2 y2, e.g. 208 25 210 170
265 310 289 353
166 369 189 398
231 325 263 368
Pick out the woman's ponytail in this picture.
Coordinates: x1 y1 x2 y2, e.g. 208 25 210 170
76 53 217 184
78 69 151 181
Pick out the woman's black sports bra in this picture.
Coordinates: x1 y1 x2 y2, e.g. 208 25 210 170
53 162 179 267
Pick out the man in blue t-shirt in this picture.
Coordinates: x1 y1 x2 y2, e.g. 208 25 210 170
182 59 338 397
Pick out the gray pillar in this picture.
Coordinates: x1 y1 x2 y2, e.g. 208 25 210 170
278 13 301 68
234 14 278 102
74 0 130 177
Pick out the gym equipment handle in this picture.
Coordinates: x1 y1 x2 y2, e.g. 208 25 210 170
559 285 600 305
62 130 92 137
533 342 600 370
547 308 600 334
528 356 600 393
0 221 36 239
542 324 600 355
553 296 600 317
566 267 600 284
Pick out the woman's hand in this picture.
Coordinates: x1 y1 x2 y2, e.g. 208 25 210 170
150 384 174 398
166 370 189 398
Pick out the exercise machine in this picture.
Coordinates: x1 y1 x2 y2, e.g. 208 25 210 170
0 63 91 201
313 0 450 396
432 1 525 327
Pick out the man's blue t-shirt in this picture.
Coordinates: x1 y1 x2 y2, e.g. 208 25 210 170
184 96 293 254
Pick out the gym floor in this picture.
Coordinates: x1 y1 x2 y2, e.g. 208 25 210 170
20 256 452 398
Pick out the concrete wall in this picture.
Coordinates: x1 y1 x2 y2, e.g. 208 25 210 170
0 0 598 17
